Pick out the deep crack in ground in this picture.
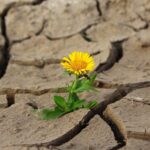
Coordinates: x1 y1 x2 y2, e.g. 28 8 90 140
0 0 150 150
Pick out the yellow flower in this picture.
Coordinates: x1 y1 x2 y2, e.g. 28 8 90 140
61 51 95 75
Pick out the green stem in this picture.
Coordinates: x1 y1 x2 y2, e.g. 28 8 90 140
71 75 78 93
67 75 79 106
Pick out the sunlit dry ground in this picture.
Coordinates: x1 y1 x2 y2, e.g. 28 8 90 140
0 0 150 149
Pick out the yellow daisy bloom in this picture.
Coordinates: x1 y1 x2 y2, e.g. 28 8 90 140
61 51 95 75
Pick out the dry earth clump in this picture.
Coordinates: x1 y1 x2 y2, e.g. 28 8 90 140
0 0 150 150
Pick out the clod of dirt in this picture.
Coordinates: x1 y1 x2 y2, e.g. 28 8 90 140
6 0 101 42
111 87 150 144
0 0 150 149
0 101 89 148
97 35 150 84
10 34 108 68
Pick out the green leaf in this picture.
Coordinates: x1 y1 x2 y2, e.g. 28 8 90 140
68 93 79 102
40 108 64 120
67 84 72 92
80 78 90 85
54 96 68 112
72 99 86 110
89 73 97 84
71 79 81 92
85 101 98 109
68 79 79 93
67 93 80 109
73 84 95 93
70 74 97 93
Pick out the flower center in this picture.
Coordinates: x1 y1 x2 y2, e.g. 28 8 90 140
71 60 87 71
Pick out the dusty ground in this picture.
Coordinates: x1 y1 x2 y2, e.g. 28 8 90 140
0 0 150 149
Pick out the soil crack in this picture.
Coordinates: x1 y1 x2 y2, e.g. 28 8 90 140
127 130 150 141
121 13 149 32
7 81 150 149
0 0 47 78
80 23 98 42
0 80 118 95
10 50 101 67
125 96 150 106
95 0 102 16
95 39 128 73
0 7 10 78
46 22 100 42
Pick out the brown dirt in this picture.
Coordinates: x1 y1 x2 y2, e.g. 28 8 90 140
0 0 150 149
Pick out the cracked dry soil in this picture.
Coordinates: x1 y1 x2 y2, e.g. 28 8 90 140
0 0 150 150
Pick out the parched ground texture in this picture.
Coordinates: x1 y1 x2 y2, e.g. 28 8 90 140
0 0 150 150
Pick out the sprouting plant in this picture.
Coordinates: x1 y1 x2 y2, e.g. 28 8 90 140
40 51 98 120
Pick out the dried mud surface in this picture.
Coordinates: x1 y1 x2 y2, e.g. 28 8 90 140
0 0 150 150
